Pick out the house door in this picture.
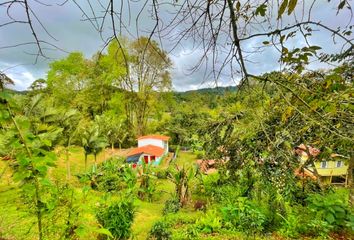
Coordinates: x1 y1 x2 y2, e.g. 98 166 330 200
151 156 156 162
144 156 149 163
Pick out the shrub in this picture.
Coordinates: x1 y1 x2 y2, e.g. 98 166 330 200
204 184 241 204
138 163 157 201
278 205 308 238
168 165 195 206
82 157 137 193
221 197 266 235
306 191 353 230
195 210 222 234
148 221 171 240
163 197 180 215
195 172 220 198
96 200 135 239
155 168 169 179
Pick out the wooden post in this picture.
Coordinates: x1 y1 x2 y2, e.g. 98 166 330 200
348 155 353 206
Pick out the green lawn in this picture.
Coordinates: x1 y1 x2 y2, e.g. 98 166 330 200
173 150 198 168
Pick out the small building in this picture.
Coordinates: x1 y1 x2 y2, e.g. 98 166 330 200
126 135 170 166
315 154 349 185
295 144 349 185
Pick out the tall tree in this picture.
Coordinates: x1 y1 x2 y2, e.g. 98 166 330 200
102 37 172 136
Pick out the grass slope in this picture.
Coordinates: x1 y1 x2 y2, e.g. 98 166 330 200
0 148 198 240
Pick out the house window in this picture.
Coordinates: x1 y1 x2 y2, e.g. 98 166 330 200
320 161 328 168
336 161 343 168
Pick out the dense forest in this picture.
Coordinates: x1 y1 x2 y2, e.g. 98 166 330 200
0 0 353 240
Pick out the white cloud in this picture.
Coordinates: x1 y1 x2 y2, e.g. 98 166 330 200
7 71 37 91
0 0 352 92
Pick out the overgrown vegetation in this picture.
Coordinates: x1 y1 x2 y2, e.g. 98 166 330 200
0 1 353 238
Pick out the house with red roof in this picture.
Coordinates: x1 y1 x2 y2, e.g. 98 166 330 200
126 135 170 166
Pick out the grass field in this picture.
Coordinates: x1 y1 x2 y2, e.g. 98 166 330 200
0 147 198 240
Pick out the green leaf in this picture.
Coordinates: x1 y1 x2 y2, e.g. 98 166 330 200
287 0 297 15
95 228 113 238
309 45 322 51
325 213 335 224
278 0 288 19
338 1 345 10
255 4 267 16
262 41 270 45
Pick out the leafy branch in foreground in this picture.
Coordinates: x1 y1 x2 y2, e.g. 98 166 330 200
0 77 59 240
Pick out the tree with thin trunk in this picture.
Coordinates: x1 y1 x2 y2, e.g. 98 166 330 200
81 124 108 172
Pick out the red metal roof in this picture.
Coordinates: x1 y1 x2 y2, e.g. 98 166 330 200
137 135 170 141
127 145 165 157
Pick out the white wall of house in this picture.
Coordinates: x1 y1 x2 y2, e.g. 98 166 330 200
138 138 169 154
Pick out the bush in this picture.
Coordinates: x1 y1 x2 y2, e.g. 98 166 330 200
278 204 309 238
306 191 353 231
96 200 135 239
221 197 266 235
96 158 137 193
137 163 157 201
155 168 169 179
163 197 180 215
195 210 222 234
196 173 220 198
148 221 171 240
212 184 241 204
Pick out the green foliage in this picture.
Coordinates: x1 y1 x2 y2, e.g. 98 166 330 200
80 122 108 170
307 191 354 230
78 157 137 194
96 200 135 239
163 197 180 215
277 204 308 238
137 162 158 201
0 86 62 240
148 220 172 240
167 165 196 206
196 172 220 198
154 168 169 179
195 210 222 234
221 197 267 235
97 158 136 192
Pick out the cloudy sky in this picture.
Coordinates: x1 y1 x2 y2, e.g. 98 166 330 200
0 0 352 91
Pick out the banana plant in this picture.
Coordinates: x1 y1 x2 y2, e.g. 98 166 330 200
167 165 196 206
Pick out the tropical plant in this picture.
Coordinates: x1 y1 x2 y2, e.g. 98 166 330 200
137 162 157 201
195 210 222 234
0 79 59 240
148 220 172 240
96 199 135 240
163 197 181 215
167 165 196 206
221 197 267 235
307 191 354 230
81 124 108 171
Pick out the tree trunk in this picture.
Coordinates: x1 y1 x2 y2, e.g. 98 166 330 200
93 154 97 173
34 178 43 240
84 153 87 171
111 142 114 151
66 147 71 181
348 155 353 206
